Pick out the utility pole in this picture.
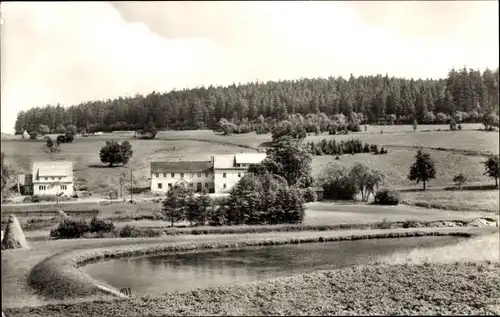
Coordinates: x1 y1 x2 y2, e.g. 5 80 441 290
130 169 133 203
119 173 125 199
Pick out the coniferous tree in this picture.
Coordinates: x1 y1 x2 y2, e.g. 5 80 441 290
408 150 436 190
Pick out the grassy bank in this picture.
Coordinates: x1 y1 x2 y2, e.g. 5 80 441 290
27 229 479 301
9 261 500 316
77 217 498 239
378 232 499 265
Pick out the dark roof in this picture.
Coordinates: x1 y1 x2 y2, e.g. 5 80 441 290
150 161 213 173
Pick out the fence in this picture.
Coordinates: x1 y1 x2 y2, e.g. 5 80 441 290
0 209 100 219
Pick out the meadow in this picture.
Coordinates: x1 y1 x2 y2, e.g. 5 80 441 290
1 123 498 213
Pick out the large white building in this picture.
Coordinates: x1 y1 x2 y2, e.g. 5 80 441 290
32 161 75 196
212 153 267 193
150 153 267 194
150 161 214 193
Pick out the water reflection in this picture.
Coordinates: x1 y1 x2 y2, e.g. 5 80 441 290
82 236 464 295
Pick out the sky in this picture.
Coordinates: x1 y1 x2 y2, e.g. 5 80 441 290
1 1 498 133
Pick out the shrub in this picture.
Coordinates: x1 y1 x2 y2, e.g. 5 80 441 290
319 167 357 200
458 123 462 131
402 220 419 228
363 143 370 153
376 218 392 229
302 187 317 202
119 225 141 238
450 119 457 131
50 219 90 239
374 189 400 205
29 131 38 140
89 216 115 233
347 121 361 132
208 205 229 226
453 173 468 189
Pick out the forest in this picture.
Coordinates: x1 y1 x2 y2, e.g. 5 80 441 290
13 67 499 134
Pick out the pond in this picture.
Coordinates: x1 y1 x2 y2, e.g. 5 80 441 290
82 236 465 296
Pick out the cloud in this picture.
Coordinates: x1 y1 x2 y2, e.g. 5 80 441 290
1 1 498 133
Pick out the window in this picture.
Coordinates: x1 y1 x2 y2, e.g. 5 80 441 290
158 183 162 189
156 173 159 178
197 173 202 178
237 173 241 178
189 183 193 188
58 177 62 180
223 183 227 189
171 173 175 178
205 172 209 177
61 185 67 190
223 173 226 178
39 185 46 191
181 173 184 178
168 183 172 188
163 173 167 178
51 177 55 180
205 183 209 188
44 177 48 180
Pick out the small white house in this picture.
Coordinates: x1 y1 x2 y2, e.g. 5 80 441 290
150 161 214 193
212 153 266 193
32 161 74 196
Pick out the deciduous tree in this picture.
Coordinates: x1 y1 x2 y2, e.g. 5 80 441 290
99 140 134 167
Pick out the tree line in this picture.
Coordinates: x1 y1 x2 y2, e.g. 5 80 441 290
14 67 499 134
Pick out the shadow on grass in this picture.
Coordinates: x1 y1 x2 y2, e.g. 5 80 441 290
87 164 119 168
398 184 499 193
443 184 499 191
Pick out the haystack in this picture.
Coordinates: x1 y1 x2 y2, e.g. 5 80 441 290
1 215 29 250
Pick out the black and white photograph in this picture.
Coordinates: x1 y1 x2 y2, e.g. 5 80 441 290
1 1 499 316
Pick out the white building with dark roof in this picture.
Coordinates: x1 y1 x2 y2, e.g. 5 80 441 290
150 152 267 194
150 161 214 193
212 153 266 193
32 161 74 196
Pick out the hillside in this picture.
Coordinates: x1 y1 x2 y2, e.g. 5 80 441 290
13 67 499 134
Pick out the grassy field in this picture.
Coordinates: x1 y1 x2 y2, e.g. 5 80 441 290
2 125 498 214
2 127 498 188
1 137 258 195
311 149 493 189
400 189 499 213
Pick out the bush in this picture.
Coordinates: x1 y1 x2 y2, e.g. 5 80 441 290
402 220 419 229
347 121 361 132
208 206 229 226
374 189 400 205
50 219 90 239
450 119 457 131
302 187 317 202
320 168 357 200
363 143 370 153
119 225 141 238
89 217 115 233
